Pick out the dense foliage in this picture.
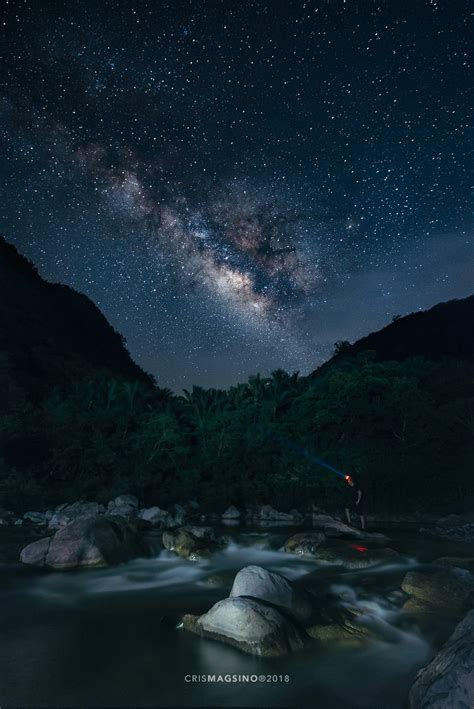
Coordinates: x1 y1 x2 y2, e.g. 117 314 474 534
1 349 472 515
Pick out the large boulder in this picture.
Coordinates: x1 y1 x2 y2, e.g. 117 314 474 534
314 540 400 568
402 568 474 612
229 565 314 623
162 526 222 560
48 501 104 529
182 596 306 657
284 531 326 555
20 516 144 570
409 610 474 708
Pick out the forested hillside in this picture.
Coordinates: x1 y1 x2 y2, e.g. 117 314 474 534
1 237 472 514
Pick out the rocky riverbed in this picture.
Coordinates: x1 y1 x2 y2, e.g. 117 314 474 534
1 499 473 707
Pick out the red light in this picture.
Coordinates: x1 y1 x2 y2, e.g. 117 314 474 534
350 544 368 553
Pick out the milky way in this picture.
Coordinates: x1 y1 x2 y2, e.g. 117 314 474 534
1 1 472 390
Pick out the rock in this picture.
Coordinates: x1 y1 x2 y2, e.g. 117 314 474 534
0 508 16 525
314 540 400 568
141 528 164 556
437 514 463 527
402 568 474 612
20 516 144 570
409 610 474 708
170 504 187 527
229 565 314 623
107 495 139 518
23 511 47 525
222 505 241 520
422 519 474 543
312 515 359 537
284 531 326 555
203 571 236 587
435 557 474 574
108 504 137 518
306 613 372 645
138 506 172 526
14 519 23 526
257 505 304 525
114 494 139 509
48 501 104 529
162 526 221 560
20 536 53 565
182 596 306 657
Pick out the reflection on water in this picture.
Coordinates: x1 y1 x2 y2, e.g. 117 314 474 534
0 529 468 708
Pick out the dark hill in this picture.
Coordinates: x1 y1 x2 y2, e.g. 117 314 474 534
312 295 474 376
0 235 153 401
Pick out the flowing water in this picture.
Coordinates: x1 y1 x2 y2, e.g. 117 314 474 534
0 527 472 708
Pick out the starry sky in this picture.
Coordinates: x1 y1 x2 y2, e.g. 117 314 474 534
1 0 472 390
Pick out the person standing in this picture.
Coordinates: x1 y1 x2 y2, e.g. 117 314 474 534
343 474 365 530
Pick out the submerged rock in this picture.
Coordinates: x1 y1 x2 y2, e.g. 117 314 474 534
182 596 306 657
203 571 236 587
230 565 315 623
284 531 326 555
306 608 374 646
316 541 399 568
162 526 222 560
409 610 474 708
20 516 144 570
402 568 474 612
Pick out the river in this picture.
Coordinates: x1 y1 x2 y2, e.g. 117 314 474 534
0 527 472 708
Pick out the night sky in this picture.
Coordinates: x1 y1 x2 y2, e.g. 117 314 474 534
1 1 472 390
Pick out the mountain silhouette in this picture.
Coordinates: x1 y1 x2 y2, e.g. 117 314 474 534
0 235 153 402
